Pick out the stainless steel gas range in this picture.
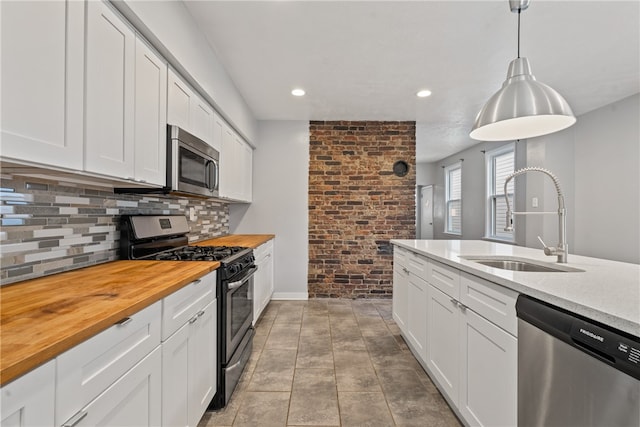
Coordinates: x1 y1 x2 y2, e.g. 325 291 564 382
120 215 255 409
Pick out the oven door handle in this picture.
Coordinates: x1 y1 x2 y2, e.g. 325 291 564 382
227 266 258 290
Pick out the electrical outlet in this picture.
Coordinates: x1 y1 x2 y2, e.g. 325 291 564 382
189 207 196 221
532 197 539 208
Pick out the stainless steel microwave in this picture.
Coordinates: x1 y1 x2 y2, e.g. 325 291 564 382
167 124 219 198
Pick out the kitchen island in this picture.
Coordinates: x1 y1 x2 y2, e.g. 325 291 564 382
391 239 640 335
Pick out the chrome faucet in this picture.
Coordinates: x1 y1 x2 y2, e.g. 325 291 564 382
504 167 568 263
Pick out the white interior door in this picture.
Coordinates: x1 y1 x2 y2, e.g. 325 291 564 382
420 185 434 239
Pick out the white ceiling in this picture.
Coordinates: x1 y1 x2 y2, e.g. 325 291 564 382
183 0 640 163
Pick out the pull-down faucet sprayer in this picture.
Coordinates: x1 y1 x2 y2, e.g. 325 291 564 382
504 167 568 263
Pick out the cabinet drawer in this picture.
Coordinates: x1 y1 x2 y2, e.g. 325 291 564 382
406 251 429 278
427 259 460 299
393 246 409 268
254 239 273 261
56 300 161 426
162 271 216 340
460 272 518 336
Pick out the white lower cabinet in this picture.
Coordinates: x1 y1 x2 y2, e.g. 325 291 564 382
1 360 55 427
426 284 460 403
425 274 518 427
406 274 428 362
393 245 518 427
460 308 517 426
56 301 161 426
161 274 217 427
253 240 274 324
68 347 161 427
392 249 409 334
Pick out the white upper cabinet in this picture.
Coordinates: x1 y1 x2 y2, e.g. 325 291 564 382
0 0 84 170
191 97 215 148
84 1 167 186
167 69 215 148
167 69 192 132
218 117 253 203
134 38 168 186
84 0 136 179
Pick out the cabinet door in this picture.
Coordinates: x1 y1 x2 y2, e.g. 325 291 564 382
191 94 214 146
219 124 237 199
84 0 135 178
392 265 409 334
212 113 225 152
189 299 217 427
0 0 84 170
1 360 55 427
134 37 167 186
460 309 517 427
426 284 459 406
167 68 192 130
264 246 274 307
162 322 190 427
407 274 428 362
240 138 253 202
70 347 161 427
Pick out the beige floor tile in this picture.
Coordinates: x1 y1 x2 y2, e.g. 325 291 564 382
248 349 296 391
233 391 290 427
338 392 395 427
288 369 340 426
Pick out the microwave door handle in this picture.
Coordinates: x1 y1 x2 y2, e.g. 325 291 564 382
213 160 219 192
206 160 215 192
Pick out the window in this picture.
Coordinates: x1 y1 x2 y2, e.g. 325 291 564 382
445 162 462 235
486 144 515 241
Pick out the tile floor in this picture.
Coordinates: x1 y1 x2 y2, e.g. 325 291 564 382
198 299 462 427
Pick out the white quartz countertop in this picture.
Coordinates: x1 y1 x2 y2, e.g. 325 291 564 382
390 239 640 337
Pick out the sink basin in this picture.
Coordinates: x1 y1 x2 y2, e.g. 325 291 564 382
460 256 584 273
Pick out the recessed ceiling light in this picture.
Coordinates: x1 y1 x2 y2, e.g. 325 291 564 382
291 88 306 97
416 90 432 98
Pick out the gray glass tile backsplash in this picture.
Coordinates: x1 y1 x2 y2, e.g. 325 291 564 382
0 175 229 285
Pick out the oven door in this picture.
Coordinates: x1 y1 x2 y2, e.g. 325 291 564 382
225 266 256 361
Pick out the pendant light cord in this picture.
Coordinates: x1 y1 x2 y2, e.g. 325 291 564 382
517 9 521 58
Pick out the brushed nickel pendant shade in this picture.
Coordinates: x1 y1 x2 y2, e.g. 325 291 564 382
470 0 576 141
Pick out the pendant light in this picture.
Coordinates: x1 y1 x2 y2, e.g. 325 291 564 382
470 0 576 141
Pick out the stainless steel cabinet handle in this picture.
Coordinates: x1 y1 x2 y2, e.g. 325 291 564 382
62 410 88 427
196 310 205 318
192 279 202 285
115 317 132 327
188 314 199 324
450 298 458 305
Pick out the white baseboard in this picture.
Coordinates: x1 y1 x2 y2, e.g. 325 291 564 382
271 292 309 300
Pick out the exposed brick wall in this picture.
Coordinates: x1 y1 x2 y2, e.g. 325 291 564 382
308 121 416 298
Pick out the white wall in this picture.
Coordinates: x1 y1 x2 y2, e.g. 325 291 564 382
229 121 310 299
573 94 639 263
113 0 258 143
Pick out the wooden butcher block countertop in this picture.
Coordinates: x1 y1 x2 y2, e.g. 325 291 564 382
196 234 274 248
0 260 218 386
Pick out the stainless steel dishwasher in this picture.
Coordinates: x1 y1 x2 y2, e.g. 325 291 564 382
516 295 640 427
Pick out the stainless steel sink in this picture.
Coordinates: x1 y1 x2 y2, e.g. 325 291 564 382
460 256 584 273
